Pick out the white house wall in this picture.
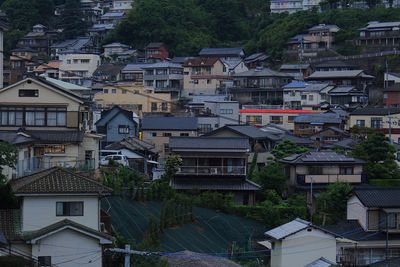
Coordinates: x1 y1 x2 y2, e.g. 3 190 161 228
31 228 103 267
22 196 99 232
347 195 368 230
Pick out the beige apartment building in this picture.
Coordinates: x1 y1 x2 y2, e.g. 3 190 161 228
183 57 229 95
94 83 172 115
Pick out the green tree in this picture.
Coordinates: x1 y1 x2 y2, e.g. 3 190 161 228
0 141 17 209
352 132 399 180
1 0 40 31
162 155 182 181
316 182 352 225
254 162 287 195
60 0 86 39
272 140 309 159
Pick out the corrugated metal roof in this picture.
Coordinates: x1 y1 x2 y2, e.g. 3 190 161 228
170 179 260 191
265 218 310 240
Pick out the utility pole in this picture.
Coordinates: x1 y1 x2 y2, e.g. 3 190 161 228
107 244 159 267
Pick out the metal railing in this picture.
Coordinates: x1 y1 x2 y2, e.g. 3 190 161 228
13 157 95 178
177 166 246 176
242 104 287 110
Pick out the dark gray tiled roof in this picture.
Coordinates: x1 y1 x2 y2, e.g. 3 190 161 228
22 219 113 242
354 188 400 208
233 68 290 78
221 125 280 140
314 60 355 68
0 132 35 145
11 167 112 195
280 151 365 164
0 210 21 241
199 47 244 57
170 137 250 150
28 130 85 143
170 178 260 191
141 116 198 131
334 138 359 149
105 137 156 153
350 107 400 115
294 113 342 124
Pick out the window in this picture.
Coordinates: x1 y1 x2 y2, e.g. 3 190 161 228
193 80 199 84
164 143 170 153
151 132 157 137
0 107 23 126
122 89 127 94
25 108 45 126
371 117 383 129
38 256 52 266
301 95 307 100
198 124 212 134
270 116 283 125
309 95 314 101
111 89 117 94
56 202 83 216
118 125 130 134
340 167 354 175
151 102 158 112
103 89 109 94
81 59 90 64
308 166 323 175
47 107 66 126
246 115 262 125
356 120 365 127
73 59 79 64
207 79 211 84
19 89 38 97
163 132 172 137
180 133 189 137
161 102 168 111
44 145 65 154
220 109 233 115
288 116 296 123
67 59 71 64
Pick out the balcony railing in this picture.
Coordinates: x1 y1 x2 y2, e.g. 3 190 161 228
297 174 363 184
13 157 95 178
177 166 246 176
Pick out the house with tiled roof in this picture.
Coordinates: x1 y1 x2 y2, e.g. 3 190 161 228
0 77 102 179
0 167 114 267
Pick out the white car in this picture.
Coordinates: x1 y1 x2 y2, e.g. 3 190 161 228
100 155 129 167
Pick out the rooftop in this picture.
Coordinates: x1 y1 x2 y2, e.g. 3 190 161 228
141 61 182 69
198 47 244 57
170 137 250 151
350 106 400 115
280 64 310 70
141 116 198 131
121 63 149 72
105 137 156 153
294 113 342 124
183 57 220 67
308 24 339 32
307 70 373 79
232 67 291 78
280 151 365 164
354 188 400 208
10 167 112 196
170 178 260 191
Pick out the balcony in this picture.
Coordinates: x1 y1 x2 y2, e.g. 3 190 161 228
177 166 246 176
297 174 363 185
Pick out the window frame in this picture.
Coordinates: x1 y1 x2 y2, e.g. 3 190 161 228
56 201 84 216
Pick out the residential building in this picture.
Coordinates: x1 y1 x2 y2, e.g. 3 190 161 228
198 47 245 60
100 11 125 24
94 83 172 115
169 136 260 205
144 42 169 62
95 106 138 148
104 137 158 177
102 42 135 61
357 21 400 50
0 167 114 267
265 218 338 267
240 106 322 130
186 94 230 113
313 60 357 72
198 101 240 132
270 0 303 13
0 77 101 178
311 126 350 147
50 37 95 60
385 72 400 86
88 23 115 46
283 81 333 110
0 13 8 88
328 85 367 107
59 52 101 86
16 24 58 58
282 81 307 109
142 61 183 99
110 0 133 12
141 116 198 160
9 48 39 81
221 58 248 76
183 57 229 95
120 63 147 84
325 188 400 265
384 84 400 107
33 60 61 79
306 70 374 91
228 67 292 105
286 24 340 59
280 151 366 190
279 63 312 80
93 63 124 82
349 107 400 142
243 52 269 69
294 112 344 137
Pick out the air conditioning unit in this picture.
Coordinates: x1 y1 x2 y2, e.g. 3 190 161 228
210 168 218 174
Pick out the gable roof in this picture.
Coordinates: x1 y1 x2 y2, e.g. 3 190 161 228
305 257 336 267
265 218 339 241
170 137 250 151
95 106 136 127
307 70 373 79
206 125 280 141
23 219 113 244
183 57 220 67
105 137 156 153
141 116 198 131
354 188 400 208
350 107 400 116
145 42 165 49
232 68 291 78
0 77 84 104
10 167 112 196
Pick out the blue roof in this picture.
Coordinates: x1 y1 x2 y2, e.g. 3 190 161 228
283 81 307 89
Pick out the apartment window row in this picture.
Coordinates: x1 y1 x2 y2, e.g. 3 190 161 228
34 145 66 155
0 107 67 127
246 115 262 125
118 125 130 134
270 116 283 125
66 59 90 64
220 109 233 115
198 124 212 134
151 102 169 112
151 132 189 137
